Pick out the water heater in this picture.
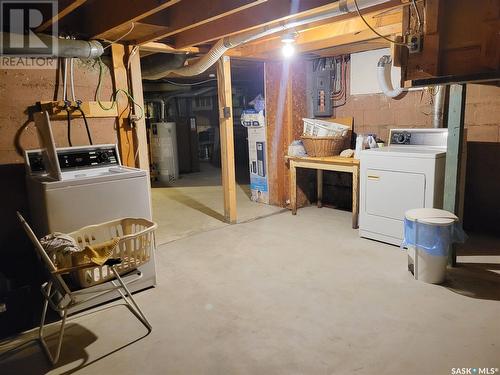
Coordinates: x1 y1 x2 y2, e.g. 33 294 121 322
151 122 179 183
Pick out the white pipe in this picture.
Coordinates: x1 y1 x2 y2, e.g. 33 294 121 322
165 0 392 77
70 58 76 102
377 55 405 98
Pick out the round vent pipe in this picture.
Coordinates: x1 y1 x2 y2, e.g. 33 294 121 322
0 32 103 59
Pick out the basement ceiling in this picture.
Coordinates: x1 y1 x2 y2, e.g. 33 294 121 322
42 0 405 60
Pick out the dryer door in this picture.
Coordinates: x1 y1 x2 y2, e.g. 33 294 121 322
365 169 426 220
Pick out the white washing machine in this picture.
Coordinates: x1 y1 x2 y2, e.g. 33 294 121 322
24 144 157 313
359 129 448 246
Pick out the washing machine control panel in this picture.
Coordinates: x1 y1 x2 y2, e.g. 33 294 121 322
391 131 411 145
26 145 120 174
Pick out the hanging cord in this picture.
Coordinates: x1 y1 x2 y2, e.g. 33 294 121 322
352 0 409 47
75 100 93 145
103 22 135 50
65 102 72 146
95 57 144 120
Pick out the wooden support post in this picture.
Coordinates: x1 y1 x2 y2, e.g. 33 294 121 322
128 46 150 172
110 44 136 167
290 160 297 215
217 56 237 224
317 169 323 208
443 84 467 266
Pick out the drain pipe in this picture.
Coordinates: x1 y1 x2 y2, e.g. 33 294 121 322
0 32 103 59
377 55 405 98
146 99 166 122
432 85 446 128
145 0 393 79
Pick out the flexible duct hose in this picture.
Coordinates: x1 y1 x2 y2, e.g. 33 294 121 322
377 55 405 98
150 0 392 78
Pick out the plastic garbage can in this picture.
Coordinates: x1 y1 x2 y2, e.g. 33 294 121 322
402 208 459 284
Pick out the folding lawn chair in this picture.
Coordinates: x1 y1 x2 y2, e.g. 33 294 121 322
17 212 153 365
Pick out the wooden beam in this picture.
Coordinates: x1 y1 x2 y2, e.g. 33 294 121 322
217 56 237 224
128 46 150 172
36 0 87 32
111 44 136 168
140 42 200 55
84 0 180 39
138 0 267 45
312 40 390 57
39 101 118 119
172 0 347 48
231 9 402 58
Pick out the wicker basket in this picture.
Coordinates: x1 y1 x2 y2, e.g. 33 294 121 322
62 218 157 288
301 133 349 157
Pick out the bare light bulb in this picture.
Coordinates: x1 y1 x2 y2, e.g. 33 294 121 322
282 43 295 58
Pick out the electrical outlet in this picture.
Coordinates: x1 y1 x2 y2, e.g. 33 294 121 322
407 34 422 54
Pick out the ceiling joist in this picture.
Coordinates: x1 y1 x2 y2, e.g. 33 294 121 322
36 0 87 32
170 0 354 49
229 8 402 58
82 0 181 39
138 0 268 45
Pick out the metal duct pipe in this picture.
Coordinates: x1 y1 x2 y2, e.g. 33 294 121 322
141 53 189 80
377 55 405 98
0 32 103 59
148 0 392 78
432 85 446 128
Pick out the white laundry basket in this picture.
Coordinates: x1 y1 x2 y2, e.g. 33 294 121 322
63 218 157 288
403 208 458 284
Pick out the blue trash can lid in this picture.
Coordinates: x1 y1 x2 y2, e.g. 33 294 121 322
405 208 457 226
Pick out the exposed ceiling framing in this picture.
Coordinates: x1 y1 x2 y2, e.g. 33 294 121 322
54 0 406 61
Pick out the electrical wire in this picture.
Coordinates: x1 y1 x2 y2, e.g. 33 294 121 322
75 105 93 145
95 57 144 120
352 0 408 46
66 107 72 146
411 0 422 29
103 22 135 50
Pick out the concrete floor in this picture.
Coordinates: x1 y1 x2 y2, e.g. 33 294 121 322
1 208 499 375
152 162 283 245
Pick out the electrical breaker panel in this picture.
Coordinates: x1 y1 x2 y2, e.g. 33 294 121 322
312 66 333 117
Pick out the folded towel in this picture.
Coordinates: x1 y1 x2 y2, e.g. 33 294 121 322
83 238 120 266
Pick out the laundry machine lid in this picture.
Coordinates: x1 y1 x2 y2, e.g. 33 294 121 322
361 146 446 159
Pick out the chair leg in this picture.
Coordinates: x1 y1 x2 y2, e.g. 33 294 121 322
39 287 68 365
110 266 152 332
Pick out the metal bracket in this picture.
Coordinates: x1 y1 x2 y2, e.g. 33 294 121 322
222 106 231 119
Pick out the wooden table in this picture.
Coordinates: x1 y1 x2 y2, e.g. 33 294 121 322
286 155 360 229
